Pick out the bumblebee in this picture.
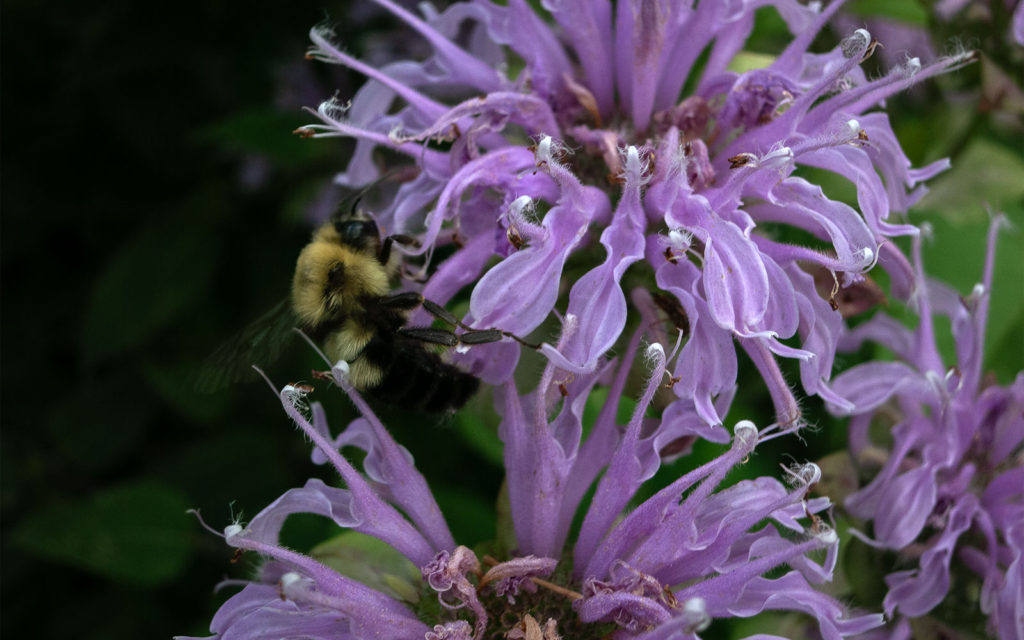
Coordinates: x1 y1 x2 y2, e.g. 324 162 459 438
198 193 527 413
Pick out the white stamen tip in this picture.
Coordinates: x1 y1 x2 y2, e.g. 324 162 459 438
684 597 706 615
817 527 838 545
224 524 243 539
536 136 553 163
847 119 860 134
734 420 758 443
625 146 642 176
899 57 922 79
455 344 470 354
332 360 351 382
801 463 822 485
683 598 710 632
761 146 793 170
842 29 871 58
512 195 533 212
280 572 303 588
668 229 692 250
646 342 665 359
925 370 946 394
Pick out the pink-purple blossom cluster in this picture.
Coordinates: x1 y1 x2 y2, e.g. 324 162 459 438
827 218 1023 639
297 0 970 431
181 0 1022 639
179 353 880 639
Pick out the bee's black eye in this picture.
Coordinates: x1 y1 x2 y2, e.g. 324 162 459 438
335 220 378 245
327 262 345 286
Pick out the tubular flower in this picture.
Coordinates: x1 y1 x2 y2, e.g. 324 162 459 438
295 0 972 431
181 345 882 640
827 217 1024 639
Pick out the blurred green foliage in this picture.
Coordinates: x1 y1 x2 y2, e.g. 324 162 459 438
1 0 1021 639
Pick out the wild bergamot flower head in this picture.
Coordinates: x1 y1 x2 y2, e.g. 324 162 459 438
182 1 987 638
296 0 972 432
180 351 883 639
827 217 1024 639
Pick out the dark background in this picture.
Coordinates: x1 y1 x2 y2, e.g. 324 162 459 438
2 1 1022 638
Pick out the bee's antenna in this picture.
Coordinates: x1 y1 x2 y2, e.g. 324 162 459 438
333 168 419 221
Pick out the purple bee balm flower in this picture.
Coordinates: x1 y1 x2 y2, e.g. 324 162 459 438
294 0 972 430
184 341 883 640
827 217 1024 638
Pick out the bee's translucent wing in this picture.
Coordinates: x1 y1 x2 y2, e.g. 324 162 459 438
193 297 299 393
332 167 419 222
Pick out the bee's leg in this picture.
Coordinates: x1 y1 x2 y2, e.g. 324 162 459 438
377 294 460 322
421 299 461 326
401 326 529 349
397 327 459 347
380 291 425 310
457 329 504 344
378 234 421 265
419 298 541 349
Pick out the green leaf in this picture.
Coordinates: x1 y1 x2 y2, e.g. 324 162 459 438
727 51 777 74
13 481 191 586
432 483 497 548
81 214 217 363
814 451 859 507
842 535 889 607
453 402 503 466
310 530 422 603
152 428 298 518
910 203 1024 385
495 480 516 557
200 109 329 165
44 377 151 473
583 386 636 433
141 358 229 424
917 139 1024 221
844 0 929 24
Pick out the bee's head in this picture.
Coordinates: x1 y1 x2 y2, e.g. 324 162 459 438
332 216 380 253
319 195 380 256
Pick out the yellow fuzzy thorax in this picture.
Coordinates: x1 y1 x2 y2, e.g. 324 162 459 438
291 226 391 327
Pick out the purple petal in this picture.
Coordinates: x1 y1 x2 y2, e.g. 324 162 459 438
472 0 571 102
698 214 770 337
655 258 738 427
883 495 977 617
544 0 614 116
827 361 929 415
705 571 884 640
326 409 456 553
872 466 938 550
557 147 647 371
193 583 354 640
370 0 502 92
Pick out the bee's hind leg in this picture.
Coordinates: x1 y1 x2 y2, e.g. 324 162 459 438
397 327 459 347
391 295 541 349
380 291 424 310
420 298 541 349
400 326 529 349
457 329 504 345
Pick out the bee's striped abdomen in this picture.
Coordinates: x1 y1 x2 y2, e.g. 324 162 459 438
358 333 479 413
